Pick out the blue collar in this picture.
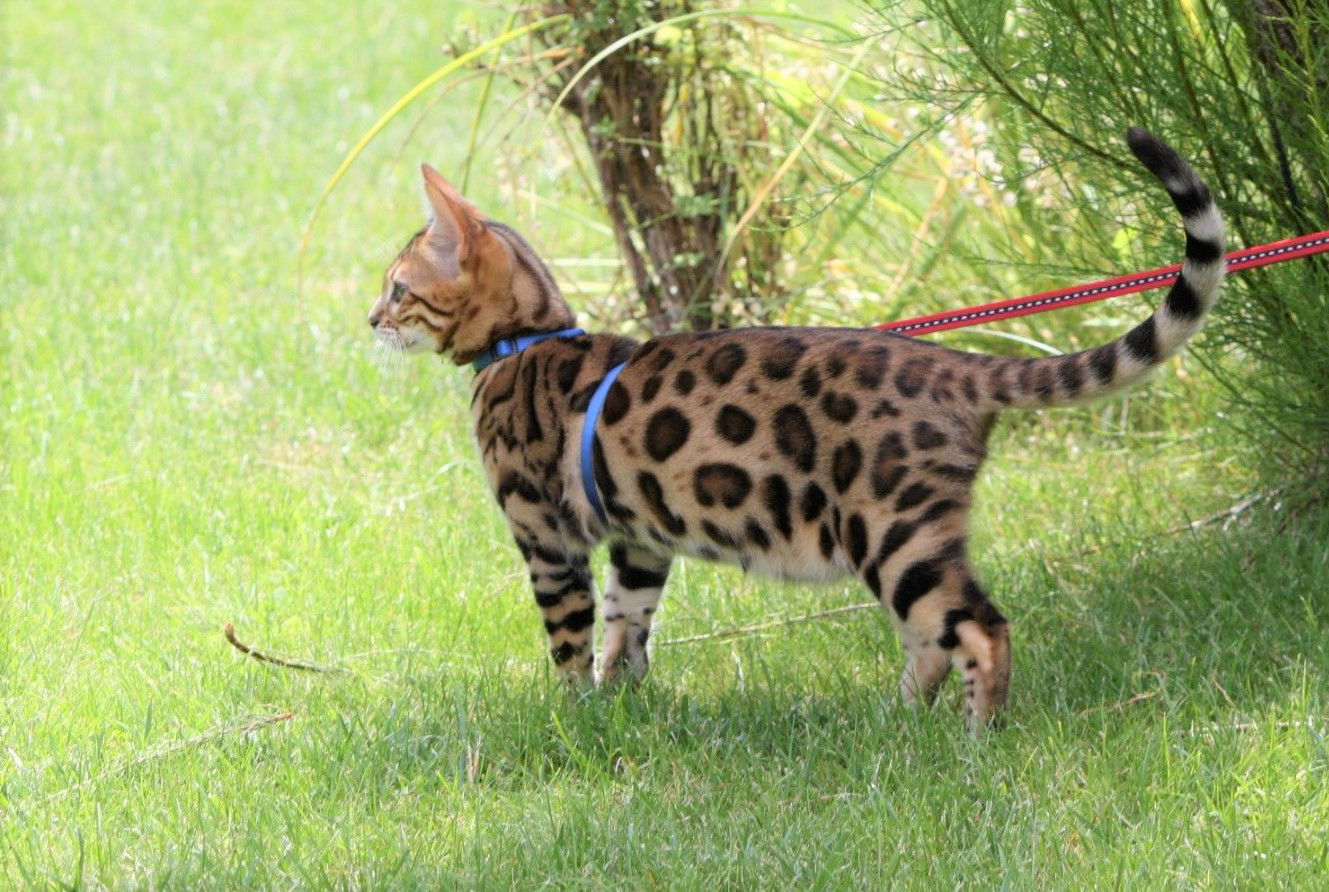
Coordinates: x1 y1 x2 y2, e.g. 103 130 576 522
579 361 627 524
470 328 586 373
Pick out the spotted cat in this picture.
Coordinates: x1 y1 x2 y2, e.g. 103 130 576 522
366 129 1224 731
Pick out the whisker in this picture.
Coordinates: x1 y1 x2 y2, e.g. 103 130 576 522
372 334 411 376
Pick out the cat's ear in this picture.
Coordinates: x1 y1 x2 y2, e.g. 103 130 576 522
420 164 484 277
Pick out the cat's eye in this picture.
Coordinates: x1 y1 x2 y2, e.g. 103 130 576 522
389 281 406 303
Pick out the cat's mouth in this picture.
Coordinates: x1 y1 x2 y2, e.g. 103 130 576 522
374 324 422 352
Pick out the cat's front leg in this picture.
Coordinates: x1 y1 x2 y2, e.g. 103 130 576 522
516 535 597 687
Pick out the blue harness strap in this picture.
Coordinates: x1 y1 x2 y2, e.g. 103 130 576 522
579 362 627 523
469 326 622 524
471 327 585 373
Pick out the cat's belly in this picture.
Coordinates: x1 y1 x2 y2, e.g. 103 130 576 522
650 529 853 583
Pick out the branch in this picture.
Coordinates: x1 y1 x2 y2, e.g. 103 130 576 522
1050 491 1273 561
935 0 1121 168
661 492 1274 647
46 711 295 802
223 623 343 673
659 602 876 646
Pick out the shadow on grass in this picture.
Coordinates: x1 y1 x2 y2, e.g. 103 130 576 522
284 506 1326 804
15 507 1325 889
1015 500 1329 721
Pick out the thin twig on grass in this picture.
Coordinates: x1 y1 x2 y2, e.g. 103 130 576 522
659 603 877 647
224 623 344 673
1053 491 1273 562
1079 691 1160 715
46 711 295 802
1188 717 1324 737
660 492 1273 648
1175 492 1269 533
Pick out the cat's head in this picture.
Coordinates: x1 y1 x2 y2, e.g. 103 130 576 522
368 165 574 364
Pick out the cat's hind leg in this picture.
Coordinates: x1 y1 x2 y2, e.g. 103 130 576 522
896 563 1011 733
598 542 672 684
858 517 1011 732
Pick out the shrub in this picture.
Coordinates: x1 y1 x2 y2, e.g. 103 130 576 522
877 0 1329 489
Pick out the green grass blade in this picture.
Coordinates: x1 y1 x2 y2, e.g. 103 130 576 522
460 10 519 193
721 37 874 258
297 13 571 289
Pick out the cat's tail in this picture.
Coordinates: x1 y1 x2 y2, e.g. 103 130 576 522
975 127 1225 411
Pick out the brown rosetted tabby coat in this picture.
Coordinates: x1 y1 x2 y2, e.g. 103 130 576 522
366 129 1225 731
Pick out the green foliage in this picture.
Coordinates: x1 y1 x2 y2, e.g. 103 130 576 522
305 0 1222 374
881 0 1329 489
468 1 898 332
311 3 955 334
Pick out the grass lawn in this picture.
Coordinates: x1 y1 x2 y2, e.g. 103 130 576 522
4 1 1327 887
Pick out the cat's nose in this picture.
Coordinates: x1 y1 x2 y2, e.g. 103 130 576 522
368 312 382 327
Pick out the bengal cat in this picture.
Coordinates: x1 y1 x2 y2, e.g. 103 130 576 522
366 128 1225 731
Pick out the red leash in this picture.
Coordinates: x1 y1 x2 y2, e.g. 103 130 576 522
880 229 1329 337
